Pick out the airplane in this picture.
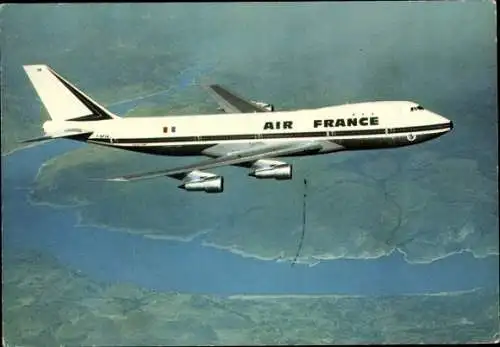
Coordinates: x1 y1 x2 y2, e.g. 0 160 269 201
22 64 453 193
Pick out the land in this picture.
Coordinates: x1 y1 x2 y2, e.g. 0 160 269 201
3 250 499 346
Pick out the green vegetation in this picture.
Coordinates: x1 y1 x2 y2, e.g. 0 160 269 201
1 94 48 155
3 250 499 346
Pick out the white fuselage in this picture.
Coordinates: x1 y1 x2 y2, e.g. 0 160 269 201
44 100 452 156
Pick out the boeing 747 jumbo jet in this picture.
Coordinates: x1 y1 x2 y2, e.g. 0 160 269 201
22 65 453 193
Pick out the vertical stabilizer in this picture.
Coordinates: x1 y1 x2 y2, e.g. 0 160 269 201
23 64 119 121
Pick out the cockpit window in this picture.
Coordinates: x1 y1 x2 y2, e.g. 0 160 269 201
410 105 425 112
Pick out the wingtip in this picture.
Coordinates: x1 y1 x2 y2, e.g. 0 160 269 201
107 177 129 182
88 177 128 182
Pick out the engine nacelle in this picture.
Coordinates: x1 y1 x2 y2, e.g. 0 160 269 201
178 171 224 193
251 100 275 112
249 163 292 180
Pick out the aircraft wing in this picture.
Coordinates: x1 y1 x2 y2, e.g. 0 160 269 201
106 141 322 182
206 84 269 113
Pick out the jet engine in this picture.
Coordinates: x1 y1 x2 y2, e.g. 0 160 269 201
251 100 275 112
248 159 292 180
178 170 224 193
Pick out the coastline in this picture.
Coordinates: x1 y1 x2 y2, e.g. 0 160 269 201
1 140 46 158
24 188 500 266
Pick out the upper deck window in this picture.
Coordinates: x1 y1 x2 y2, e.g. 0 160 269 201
410 105 425 112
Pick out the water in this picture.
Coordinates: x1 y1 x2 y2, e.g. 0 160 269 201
2 141 498 296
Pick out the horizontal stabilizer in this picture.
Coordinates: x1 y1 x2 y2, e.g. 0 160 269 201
20 130 93 143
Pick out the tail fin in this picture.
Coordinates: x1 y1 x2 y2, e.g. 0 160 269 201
23 64 120 122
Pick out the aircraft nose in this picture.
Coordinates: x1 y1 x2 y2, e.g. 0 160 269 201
442 117 453 132
428 110 453 131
